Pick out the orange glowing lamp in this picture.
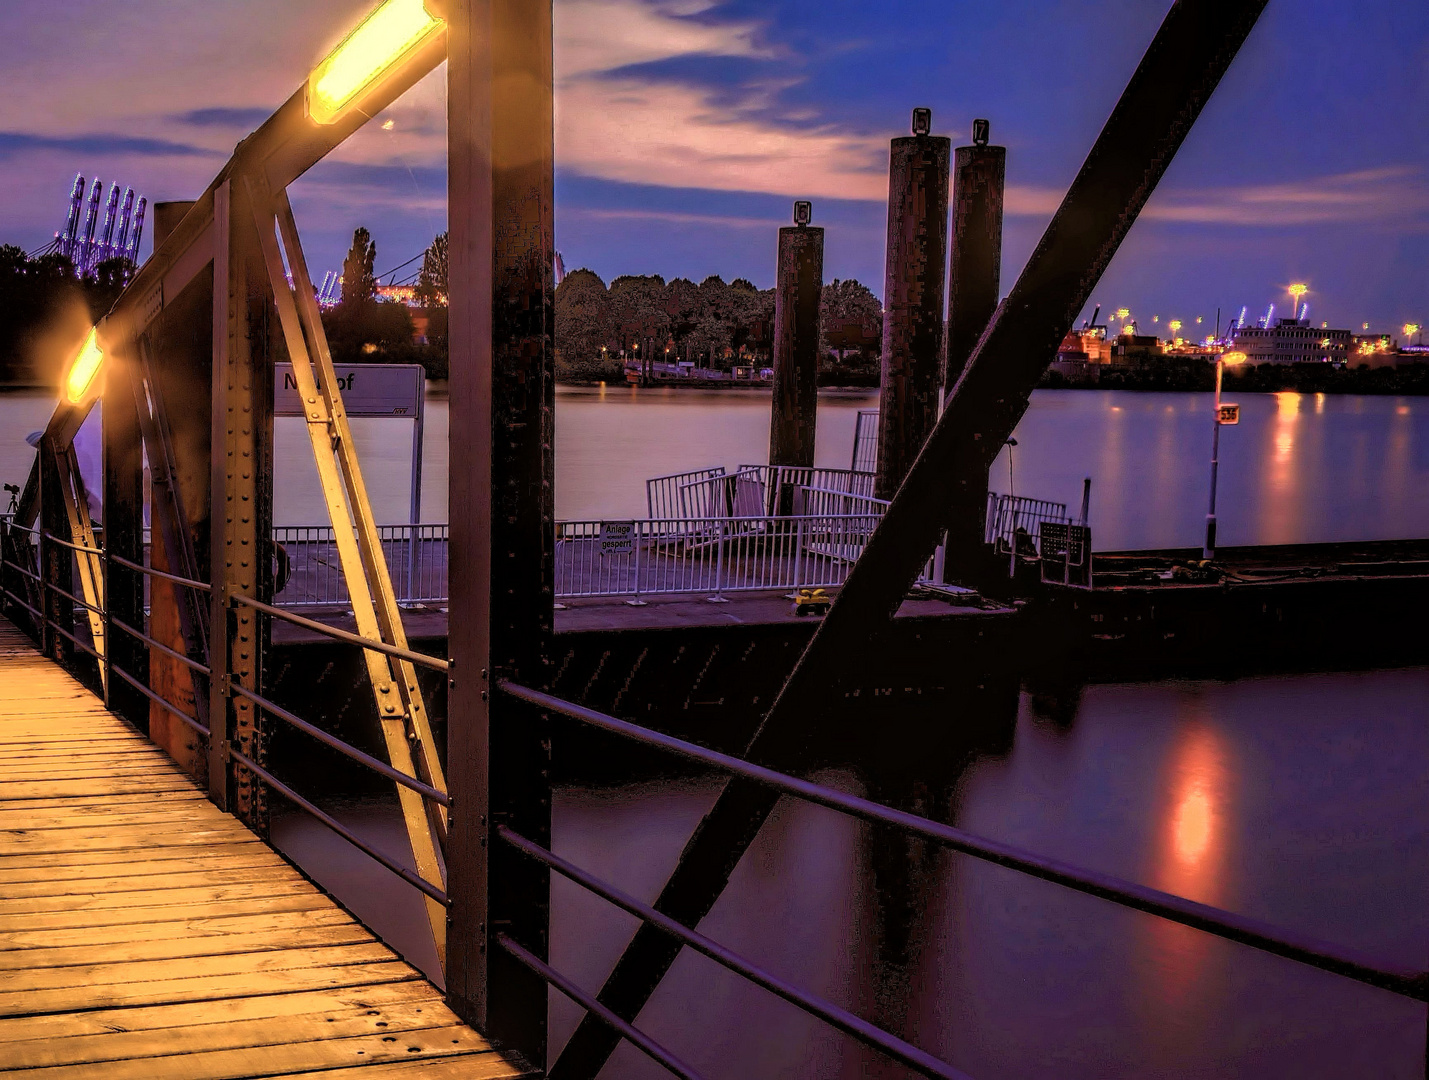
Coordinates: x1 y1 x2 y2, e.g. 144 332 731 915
64 326 105 405
307 0 446 126
1220 351 1247 366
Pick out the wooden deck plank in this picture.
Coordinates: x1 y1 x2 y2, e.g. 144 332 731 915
0 922 376 970
0 908 358 952
0 893 336 932
0 982 443 1042
0 961 423 1018
0 849 285 883
0 1026 494 1079
0 617 521 1079
0 1000 465 1069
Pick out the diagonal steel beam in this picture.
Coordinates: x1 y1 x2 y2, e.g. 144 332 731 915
245 172 449 970
547 2 1269 1074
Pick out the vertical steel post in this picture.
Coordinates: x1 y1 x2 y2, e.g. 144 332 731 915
443 0 553 1067
1204 359 1223 560
210 178 273 821
482 0 557 1062
103 353 148 730
941 121 1005 581
768 207 824 473
39 440 74 667
875 111 951 501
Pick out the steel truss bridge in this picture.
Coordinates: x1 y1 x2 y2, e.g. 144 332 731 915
1 1 1425 1077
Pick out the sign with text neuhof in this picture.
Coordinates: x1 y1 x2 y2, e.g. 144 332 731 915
1217 403 1240 426
274 363 424 418
599 521 636 555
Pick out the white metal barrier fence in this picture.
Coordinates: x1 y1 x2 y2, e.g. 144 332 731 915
273 524 449 608
555 514 883 602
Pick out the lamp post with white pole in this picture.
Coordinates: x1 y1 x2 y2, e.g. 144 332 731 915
1203 350 1246 560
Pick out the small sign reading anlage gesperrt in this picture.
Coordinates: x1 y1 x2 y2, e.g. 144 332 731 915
599 521 635 555
274 363 424 418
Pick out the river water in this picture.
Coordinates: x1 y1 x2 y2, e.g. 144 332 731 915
3 385 1426 1076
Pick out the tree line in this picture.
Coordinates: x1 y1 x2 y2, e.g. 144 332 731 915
0 225 886 389
554 269 883 384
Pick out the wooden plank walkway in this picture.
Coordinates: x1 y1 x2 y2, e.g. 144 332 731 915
0 617 527 1079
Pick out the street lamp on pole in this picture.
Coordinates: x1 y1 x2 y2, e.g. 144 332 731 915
1204 351 1246 560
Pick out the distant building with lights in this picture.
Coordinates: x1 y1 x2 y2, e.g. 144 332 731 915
1230 318 1351 365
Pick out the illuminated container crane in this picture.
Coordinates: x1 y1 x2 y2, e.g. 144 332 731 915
77 179 104 276
124 198 147 263
112 188 136 261
60 174 86 262
96 183 122 265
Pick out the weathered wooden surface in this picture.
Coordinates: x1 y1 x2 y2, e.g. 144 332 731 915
0 617 527 1079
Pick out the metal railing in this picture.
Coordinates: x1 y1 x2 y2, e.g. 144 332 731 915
984 491 1071 549
496 680 1429 1080
851 408 879 473
646 465 878 523
273 523 448 608
0 513 451 921
646 467 729 520
555 513 884 602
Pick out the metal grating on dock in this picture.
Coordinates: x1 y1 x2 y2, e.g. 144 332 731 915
0 617 525 1079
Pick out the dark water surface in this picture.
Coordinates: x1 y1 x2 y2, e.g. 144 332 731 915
6 384 1425 1074
274 667 1429 1079
7 386 1429 549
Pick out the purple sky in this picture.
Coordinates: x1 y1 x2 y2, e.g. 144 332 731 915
1 0 1425 335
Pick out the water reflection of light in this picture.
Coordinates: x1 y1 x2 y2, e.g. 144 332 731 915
1139 716 1233 1026
1160 723 1227 900
1266 394 1303 539
1314 392 1325 415
1173 786 1213 865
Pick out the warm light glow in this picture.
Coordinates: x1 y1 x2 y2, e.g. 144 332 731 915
1168 320 1182 335
1288 283 1308 302
1405 323 1421 340
1220 351 1247 366
64 326 104 405
1115 308 1130 321
307 0 444 126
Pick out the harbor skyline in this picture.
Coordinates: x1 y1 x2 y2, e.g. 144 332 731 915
0 0 1424 331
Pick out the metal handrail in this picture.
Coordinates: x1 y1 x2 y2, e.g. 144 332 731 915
499 825 972 1080
0 587 43 623
230 593 448 671
109 615 211 677
228 744 448 905
228 681 449 807
499 681 1428 1003
1 557 42 583
497 933 705 1080
2 520 38 536
44 579 105 618
41 530 103 556
44 615 102 662
110 663 209 738
107 552 212 593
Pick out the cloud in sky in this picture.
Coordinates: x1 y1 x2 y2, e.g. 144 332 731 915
0 0 1424 326
1144 167 1429 228
0 132 219 161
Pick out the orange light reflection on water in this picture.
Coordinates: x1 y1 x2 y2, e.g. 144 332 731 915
1159 721 1228 903
1137 714 1234 1037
